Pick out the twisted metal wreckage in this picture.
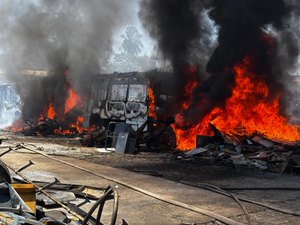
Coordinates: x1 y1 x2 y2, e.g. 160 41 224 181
0 144 120 225
0 140 300 225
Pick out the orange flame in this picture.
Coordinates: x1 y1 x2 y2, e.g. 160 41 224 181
47 97 56 119
173 57 300 150
182 66 199 110
64 87 82 114
6 119 26 132
148 84 156 118
182 77 198 110
8 72 89 135
39 86 87 135
54 116 86 135
73 116 85 133
38 96 55 121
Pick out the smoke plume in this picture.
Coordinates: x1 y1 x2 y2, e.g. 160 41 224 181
140 0 300 124
0 0 133 120
139 0 216 104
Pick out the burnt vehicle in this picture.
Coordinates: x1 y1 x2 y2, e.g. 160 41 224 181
83 72 176 151
86 72 148 129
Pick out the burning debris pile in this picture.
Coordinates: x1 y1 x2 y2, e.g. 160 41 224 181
11 70 88 137
1 0 300 157
172 58 300 150
140 0 300 150
176 122 300 173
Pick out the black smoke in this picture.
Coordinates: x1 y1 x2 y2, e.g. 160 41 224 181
139 0 214 106
140 0 300 125
207 0 292 95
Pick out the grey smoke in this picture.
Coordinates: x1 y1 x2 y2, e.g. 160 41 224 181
0 0 134 120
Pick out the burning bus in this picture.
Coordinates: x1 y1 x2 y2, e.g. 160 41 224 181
82 71 177 150
9 70 177 151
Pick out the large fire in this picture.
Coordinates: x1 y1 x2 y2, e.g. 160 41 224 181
173 57 300 150
38 84 86 135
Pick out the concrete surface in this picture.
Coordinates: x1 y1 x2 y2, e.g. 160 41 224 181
0 136 300 224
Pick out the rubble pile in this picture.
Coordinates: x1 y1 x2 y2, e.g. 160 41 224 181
22 117 60 136
177 124 300 174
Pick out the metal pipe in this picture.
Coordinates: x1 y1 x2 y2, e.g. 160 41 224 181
2 160 85 222
37 177 60 193
0 147 14 157
16 160 34 173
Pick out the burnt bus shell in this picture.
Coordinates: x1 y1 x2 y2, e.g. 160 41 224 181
86 72 149 129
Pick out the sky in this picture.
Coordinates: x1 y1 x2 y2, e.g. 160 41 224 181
0 0 156 71
112 0 155 56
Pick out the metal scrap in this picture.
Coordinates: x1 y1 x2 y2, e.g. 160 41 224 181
177 125 300 173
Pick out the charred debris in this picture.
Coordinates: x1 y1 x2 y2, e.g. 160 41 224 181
177 123 300 174
0 0 299 175
5 69 300 174
11 71 178 152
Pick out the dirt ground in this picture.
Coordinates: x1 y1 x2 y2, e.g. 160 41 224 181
1 132 300 225
5 132 298 185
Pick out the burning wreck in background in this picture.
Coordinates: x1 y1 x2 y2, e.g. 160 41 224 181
6 68 87 136
0 0 300 156
7 69 177 151
139 0 300 150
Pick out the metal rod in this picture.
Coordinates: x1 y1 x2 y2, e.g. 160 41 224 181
76 198 91 208
0 206 22 214
0 147 14 157
2 160 85 222
180 180 300 217
16 160 34 173
37 177 60 193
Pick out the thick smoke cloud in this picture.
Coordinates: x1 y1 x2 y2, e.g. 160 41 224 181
207 0 294 96
140 0 203 69
0 0 133 120
140 0 300 125
139 0 216 104
194 0 297 118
